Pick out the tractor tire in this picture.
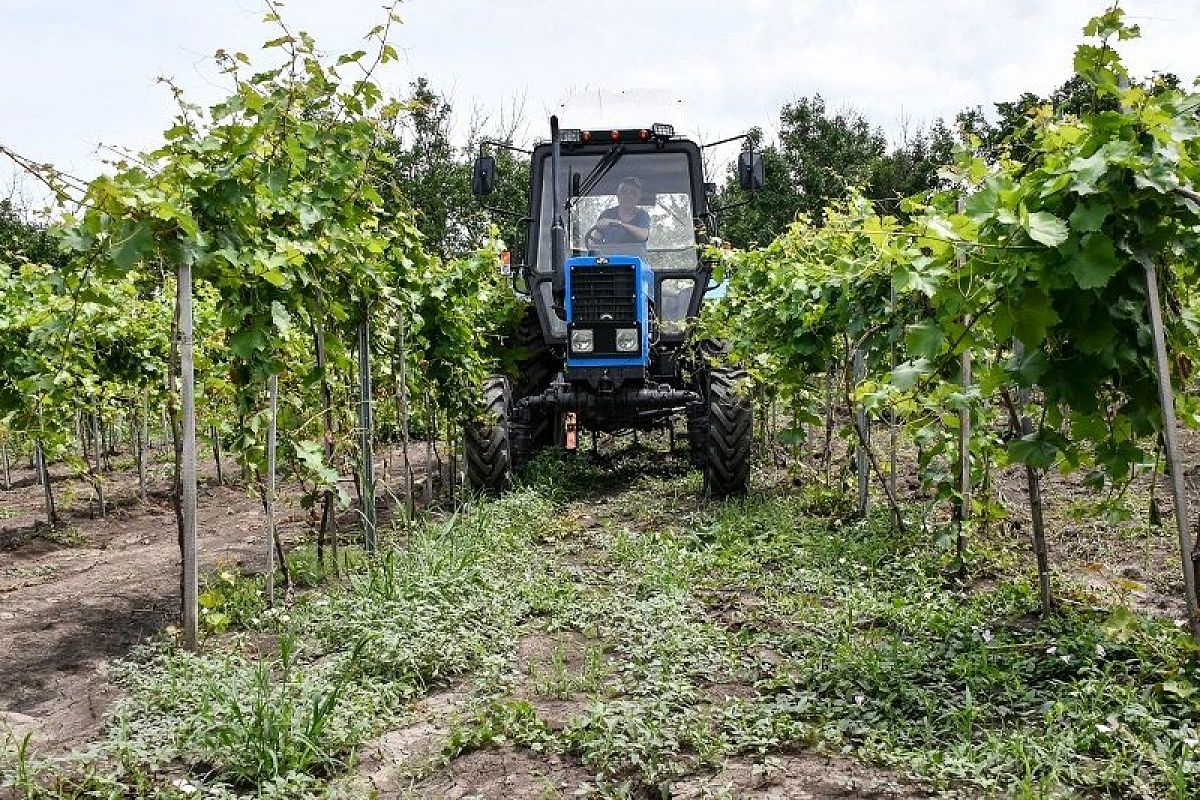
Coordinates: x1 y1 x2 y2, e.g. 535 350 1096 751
509 306 557 400
464 376 512 494
704 368 752 497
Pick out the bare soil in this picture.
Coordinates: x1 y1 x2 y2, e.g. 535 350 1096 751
670 753 933 799
0 442 441 753
405 745 593 800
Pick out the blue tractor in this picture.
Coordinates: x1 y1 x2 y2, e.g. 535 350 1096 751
466 117 763 495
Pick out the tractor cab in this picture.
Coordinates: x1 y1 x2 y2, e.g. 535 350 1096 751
468 118 763 495
528 126 708 356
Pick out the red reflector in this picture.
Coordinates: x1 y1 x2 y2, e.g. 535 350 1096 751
639 129 650 140
582 130 592 141
500 250 511 266
610 130 621 141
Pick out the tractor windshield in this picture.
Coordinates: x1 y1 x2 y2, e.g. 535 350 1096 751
533 151 698 274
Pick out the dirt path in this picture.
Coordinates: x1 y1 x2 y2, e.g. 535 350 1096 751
361 450 937 799
1 456 271 750
0 443 438 753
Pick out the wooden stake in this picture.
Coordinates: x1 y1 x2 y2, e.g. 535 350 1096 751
313 310 336 569
888 286 898 517
823 365 835 488
1 432 10 490
1003 349 1052 613
393 309 413 522
424 392 434 509
358 312 376 552
957 315 972 565
178 261 199 651
265 375 278 606
853 349 870 517
1143 257 1200 640
138 391 148 500
92 404 105 519
212 425 224 486
35 439 56 525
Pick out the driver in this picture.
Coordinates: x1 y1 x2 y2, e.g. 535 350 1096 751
590 177 650 245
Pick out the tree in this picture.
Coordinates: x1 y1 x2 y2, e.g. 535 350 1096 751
383 78 476 260
778 94 887 222
868 119 956 209
0 199 63 267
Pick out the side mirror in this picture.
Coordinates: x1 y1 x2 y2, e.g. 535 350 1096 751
472 155 496 196
737 151 764 193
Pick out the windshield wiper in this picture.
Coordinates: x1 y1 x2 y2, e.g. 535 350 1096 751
568 145 625 208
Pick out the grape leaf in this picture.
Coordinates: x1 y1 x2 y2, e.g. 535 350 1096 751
1068 201 1110 233
1024 211 1069 247
1065 233 1120 290
906 322 945 359
1009 435 1060 469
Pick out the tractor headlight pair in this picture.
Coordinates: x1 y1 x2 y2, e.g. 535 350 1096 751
570 327 638 354
615 328 639 352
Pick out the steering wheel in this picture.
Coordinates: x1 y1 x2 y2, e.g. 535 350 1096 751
584 221 612 248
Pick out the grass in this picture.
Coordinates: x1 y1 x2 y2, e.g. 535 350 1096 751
3 445 1199 798
0 489 559 798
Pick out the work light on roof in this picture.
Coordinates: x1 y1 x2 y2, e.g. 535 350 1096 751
651 123 674 138
559 128 581 143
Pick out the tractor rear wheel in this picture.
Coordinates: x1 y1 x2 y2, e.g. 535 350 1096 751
509 306 557 400
704 368 752 496
464 376 512 493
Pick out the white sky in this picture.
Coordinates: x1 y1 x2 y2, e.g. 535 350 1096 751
2 0 1198 204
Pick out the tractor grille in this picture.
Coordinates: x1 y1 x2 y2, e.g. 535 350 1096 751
570 265 636 323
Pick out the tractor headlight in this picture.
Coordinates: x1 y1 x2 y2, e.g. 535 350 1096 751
570 328 594 353
615 328 639 352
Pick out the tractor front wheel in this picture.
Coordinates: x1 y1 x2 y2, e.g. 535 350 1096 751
464 376 512 493
704 368 752 496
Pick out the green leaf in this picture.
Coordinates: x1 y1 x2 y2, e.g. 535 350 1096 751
964 176 1003 222
1134 161 1178 194
1024 211 1069 247
778 427 806 446
285 137 307 170
1102 606 1138 642
229 327 267 359
1068 201 1110 233
270 300 292 334
1065 233 1121 290
1006 346 1049 386
1008 289 1060 347
263 269 288 288
295 439 339 486
1162 679 1196 699
110 222 154 271
905 322 945 360
1008 434 1060 469
1068 150 1109 195
890 359 932 390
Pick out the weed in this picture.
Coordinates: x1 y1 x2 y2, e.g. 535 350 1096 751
198 567 267 634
